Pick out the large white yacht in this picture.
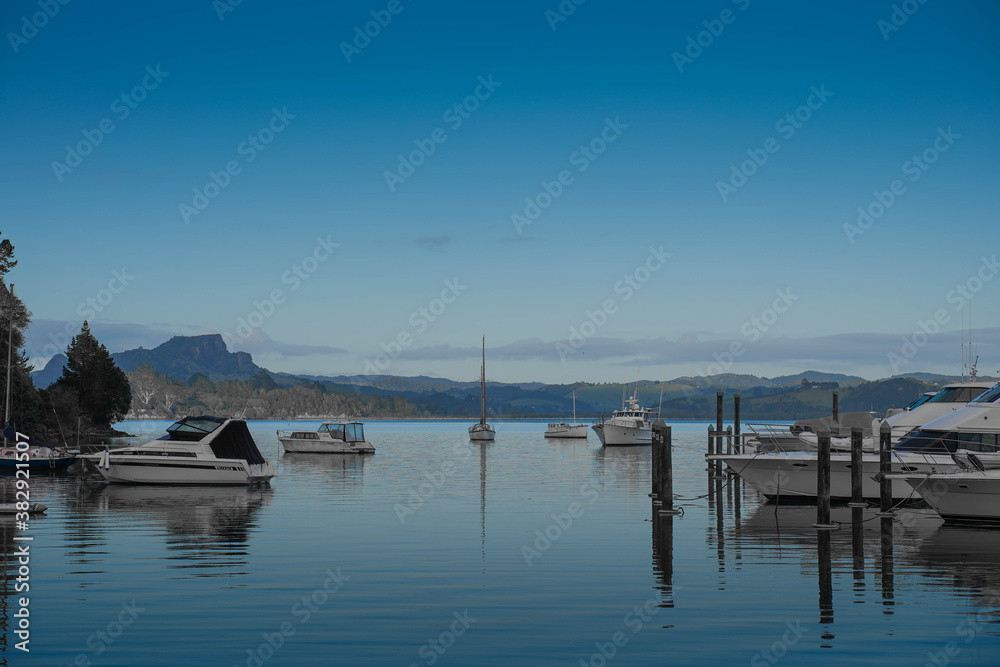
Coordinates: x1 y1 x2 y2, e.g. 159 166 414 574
592 390 655 446
85 416 275 486
889 383 1000 521
277 420 375 453
712 380 996 500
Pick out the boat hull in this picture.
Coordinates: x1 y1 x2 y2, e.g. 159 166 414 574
279 438 375 454
714 452 956 501
901 474 1000 523
544 424 588 439
469 424 495 441
87 455 274 486
0 455 77 471
593 423 651 446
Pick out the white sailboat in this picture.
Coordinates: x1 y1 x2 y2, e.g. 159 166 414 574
545 390 587 438
469 336 495 441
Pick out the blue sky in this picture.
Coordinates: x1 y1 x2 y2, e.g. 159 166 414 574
4 0 999 383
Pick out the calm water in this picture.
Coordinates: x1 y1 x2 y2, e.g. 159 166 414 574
2 420 999 666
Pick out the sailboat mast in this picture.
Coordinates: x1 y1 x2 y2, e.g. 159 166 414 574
4 284 14 446
480 336 486 424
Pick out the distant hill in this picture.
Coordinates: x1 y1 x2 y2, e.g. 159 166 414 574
769 370 866 387
111 334 263 382
30 353 67 389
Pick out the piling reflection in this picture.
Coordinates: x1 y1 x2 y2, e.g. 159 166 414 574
851 506 865 596
817 529 834 638
651 511 675 609
879 516 894 614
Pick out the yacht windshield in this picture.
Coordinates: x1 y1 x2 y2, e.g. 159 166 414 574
905 393 935 410
971 384 1000 404
925 387 987 404
164 416 225 441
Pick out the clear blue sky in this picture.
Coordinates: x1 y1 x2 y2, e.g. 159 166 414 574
4 0 999 383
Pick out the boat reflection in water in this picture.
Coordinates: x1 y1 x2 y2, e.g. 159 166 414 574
79 484 272 580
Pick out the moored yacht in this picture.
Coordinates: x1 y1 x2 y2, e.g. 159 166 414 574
469 336 496 441
712 380 997 501
592 391 654 446
277 420 375 453
84 416 275 486
545 390 587 439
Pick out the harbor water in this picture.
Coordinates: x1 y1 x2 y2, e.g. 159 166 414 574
2 420 999 666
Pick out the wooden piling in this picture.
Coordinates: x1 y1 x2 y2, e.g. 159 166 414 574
879 421 893 514
813 425 838 529
651 424 662 501
733 392 741 453
848 426 867 508
832 390 839 432
654 420 679 515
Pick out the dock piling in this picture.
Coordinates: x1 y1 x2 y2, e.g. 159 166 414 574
879 422 894 515
733 392 741 453
813 425 839 529
653 420 679 516
848 426 867 508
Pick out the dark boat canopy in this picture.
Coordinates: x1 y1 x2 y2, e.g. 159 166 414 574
209 420 267 464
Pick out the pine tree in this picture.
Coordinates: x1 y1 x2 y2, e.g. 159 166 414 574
57 322 132 426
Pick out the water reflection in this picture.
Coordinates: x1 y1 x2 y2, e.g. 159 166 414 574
73 484 271 581
651 512 675 609
592 446 649 494
279 451 366 493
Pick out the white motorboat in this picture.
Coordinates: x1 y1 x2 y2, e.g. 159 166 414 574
891 469 1000 523
277 421 375 454
592 390 654 446
469 336 495 441
83 415 275 486
713 380 998 501
545 390 587 439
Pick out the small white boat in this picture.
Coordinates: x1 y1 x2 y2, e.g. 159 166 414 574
469 336 495 441
892 469 1000 523
83 415 275 486
592 390 654 446
545 390 587 439
277 421 375 454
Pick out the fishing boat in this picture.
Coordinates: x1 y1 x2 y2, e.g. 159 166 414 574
469 336 495 441
83 415 275 486
545 390 587 439
592 389 655 446
277 420 375 453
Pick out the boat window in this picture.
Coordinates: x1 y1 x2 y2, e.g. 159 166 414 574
894 429 959 453
165 417 224 441
328 425 345 440
971 384 1000 403
926 387 988 404
904 393 936 410
956 432 1000 452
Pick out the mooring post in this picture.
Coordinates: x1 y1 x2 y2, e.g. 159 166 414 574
832 390 839 434
651 424 661 501
733 392 741 453
813 425 838 529
706 424 713 471
715 391 724 477
655 420 679 515
848 426 867 508
879 421 893 515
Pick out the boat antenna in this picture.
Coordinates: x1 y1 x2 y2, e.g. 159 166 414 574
3 284 13 447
